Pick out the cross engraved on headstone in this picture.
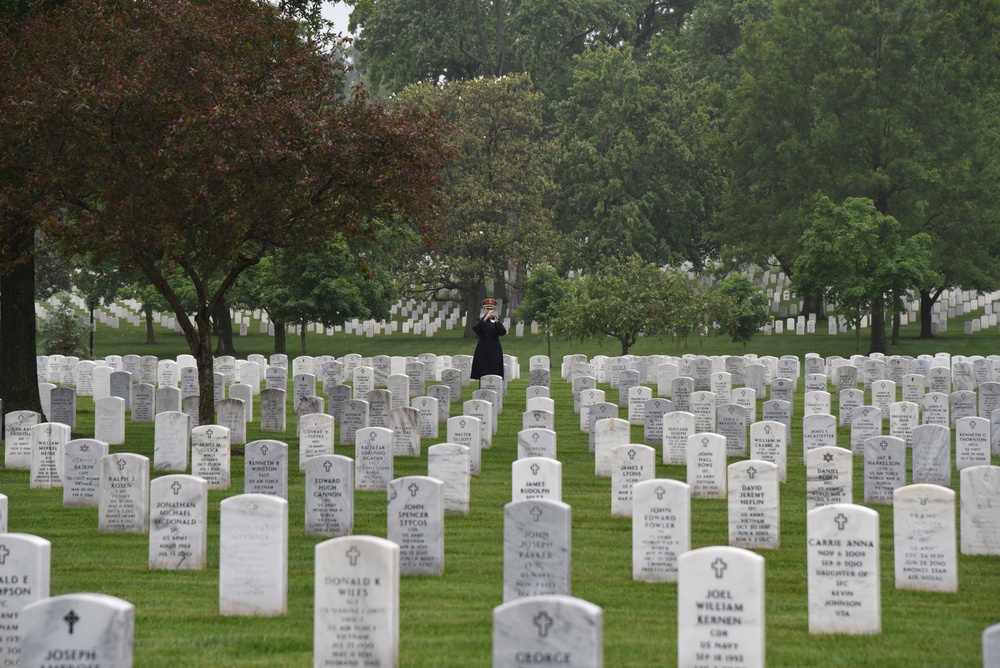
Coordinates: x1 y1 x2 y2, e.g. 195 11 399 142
323 460 333 472
880 441 889 451
171 481 182 495
533 411 541 420
64 610 80 635
117 458 128 471
206 428 214 439
918 493 929 506
628 449 636 461
260 444 269 456
701 437 709 447
711 558 727 579
0 546 8 565
729 406 736 414
533 611 554 638
655 486 666 500
764 425 771 435
863 408 870 416
408 483 420 497
17 415 25 424
369 432 376 442
346 546 361 566
747 467 757 479
823 453 834 463
532 433 540 443
459 419 467 428
530 464 540 475
247 503 258 516
530 506 543 522
46 425 52 436
971 420 977 429
834 513 849 530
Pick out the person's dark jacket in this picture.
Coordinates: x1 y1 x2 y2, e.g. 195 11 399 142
471 317 507 380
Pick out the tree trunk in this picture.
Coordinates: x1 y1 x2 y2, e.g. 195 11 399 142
891 311 901 346
919 288 943 339
144 306 156 344
868 296 888 355
300 317 308 354
462 283 486 339
274 321 286 354
194 310 217 426
0 223 44 418
213 299 236 356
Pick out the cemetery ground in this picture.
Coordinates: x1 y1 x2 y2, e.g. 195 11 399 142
5 319 1000 666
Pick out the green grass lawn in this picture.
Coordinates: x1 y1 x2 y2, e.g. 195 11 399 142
5 315 1000 666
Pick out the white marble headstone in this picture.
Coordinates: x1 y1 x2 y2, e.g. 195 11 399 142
806 504 880 634
893 484 956 592
504 500 571 602
806 446 853 511
610 445 655 518
148 474 208 570
20 593 134 668
99 453 150 534
60 438 108 509
304 455 354 537
632 479 690 583
493 595 603 668
219 494 288 616
960 465 1000 555
0 533 50 663
728 460 780 549
677 546 765 667
428 444 470 515
686 433 727 499
387 476 444 575
313 536 399 668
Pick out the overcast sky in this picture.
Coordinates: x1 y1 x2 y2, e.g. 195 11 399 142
321 1 354 35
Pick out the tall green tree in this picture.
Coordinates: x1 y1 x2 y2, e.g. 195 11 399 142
720 0 1000 348
393 74 557 337
233 234 399 354
6 0 447 424
516 265 567 361
552 254 704 355
709 273 770 351
349 0 696 97
552 41 723 272
793 196 935 354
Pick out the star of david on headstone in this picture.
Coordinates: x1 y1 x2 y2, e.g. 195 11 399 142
64 610 80 634
834 513 849 530
533 611 554 638
79 443 90 452
346 546 361 566
711 558 727 579
823 453 834 463
171 481 182 495
530 506 543 522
